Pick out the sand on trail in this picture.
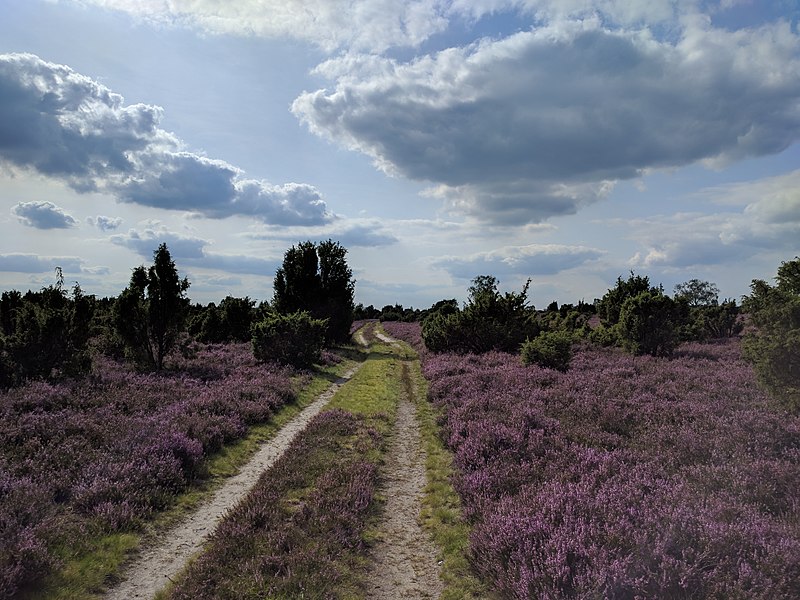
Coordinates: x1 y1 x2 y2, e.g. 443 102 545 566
365 331 443 599
103 363 362 600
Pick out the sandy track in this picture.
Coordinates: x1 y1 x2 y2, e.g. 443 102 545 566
364 354 443 599
103 364 362 600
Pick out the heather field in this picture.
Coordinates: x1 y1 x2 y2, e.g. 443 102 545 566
383 322 800 599
0 343 298 598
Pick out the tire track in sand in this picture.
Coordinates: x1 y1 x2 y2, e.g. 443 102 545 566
365 331 443 599
103 363 363 600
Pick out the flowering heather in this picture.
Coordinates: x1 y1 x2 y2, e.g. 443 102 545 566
416 330 800 598
167 408 380 600
0 343 295 598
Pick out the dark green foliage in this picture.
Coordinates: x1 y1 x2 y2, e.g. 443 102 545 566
742 257 800 412
191 296 256 343
683 301 744 341
113 243 190 371
589 323 621 347
597 272 655 325
422 276 539 353
273 240 355 343
674 279 720 307
251 311 327 368
618 290 687 357
521 331 572 371
0 278 94 386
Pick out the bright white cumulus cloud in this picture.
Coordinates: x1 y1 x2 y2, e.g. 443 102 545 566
294 17 800 224
0 53 331 226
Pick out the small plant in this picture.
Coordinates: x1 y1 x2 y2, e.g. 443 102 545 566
521 331 572 371
252 310 327 368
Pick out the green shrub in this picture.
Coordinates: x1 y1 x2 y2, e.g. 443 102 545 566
252 310 327 368
742 257 800 412
618 290 686 357
589 323 620 347
421 276 539 354
521 331 572 371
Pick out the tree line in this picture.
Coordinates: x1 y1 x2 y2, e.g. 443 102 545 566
1 243 796 413
0 239 356 385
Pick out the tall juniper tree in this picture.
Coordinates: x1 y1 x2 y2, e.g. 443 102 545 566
114 243 190 370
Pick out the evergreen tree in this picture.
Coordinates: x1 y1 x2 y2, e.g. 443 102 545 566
114 243 190 370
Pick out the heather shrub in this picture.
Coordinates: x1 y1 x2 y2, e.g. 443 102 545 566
0 342 296 592
252 310 327 368
521 331 572 371
421 339 800 597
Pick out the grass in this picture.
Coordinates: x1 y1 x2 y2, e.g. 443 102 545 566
24 350 361 600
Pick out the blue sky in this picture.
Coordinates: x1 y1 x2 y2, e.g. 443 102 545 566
1 0 798 309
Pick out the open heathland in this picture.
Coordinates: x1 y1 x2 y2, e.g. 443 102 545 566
388 322 800 599
0 343 300 599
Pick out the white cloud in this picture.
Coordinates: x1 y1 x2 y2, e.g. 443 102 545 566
11 201 78 229
293 18 800 224
0 53 332 226
87 215 123 231
0 253 84 273
70 0 449 53
110 227 279 276
433 243 605 280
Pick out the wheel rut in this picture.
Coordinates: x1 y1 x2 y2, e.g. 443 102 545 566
364 335 443 599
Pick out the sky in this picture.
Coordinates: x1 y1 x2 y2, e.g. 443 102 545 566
0 0 799 309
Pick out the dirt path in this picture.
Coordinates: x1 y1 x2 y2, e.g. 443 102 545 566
103 364 362 600
364 345 443 599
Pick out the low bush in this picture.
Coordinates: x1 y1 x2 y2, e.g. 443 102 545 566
252 311 327 368
521 331 572 371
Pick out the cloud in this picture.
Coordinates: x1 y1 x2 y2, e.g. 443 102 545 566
87 215 123 231
110 227 279 276
433 243 605 280
72 0 449 53
293 18 800 224
625 172 800 270
0 253 83 273
110 228 208 259
0 53 331 226
245 218 399 248
11 201 78 229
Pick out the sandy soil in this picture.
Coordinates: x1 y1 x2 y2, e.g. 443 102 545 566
103 364 362 600
364 345 443 599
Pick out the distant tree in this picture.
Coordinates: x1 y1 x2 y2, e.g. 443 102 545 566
0 273 94 386
742 257 800 412
422 276 538 353
114 243 190 371
597 272 656 325
674 279 720 307
273 240 355 343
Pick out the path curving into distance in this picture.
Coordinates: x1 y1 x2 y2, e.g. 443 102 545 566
103 364 363 600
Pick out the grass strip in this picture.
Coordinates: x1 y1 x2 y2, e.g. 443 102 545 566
24 352 361 600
